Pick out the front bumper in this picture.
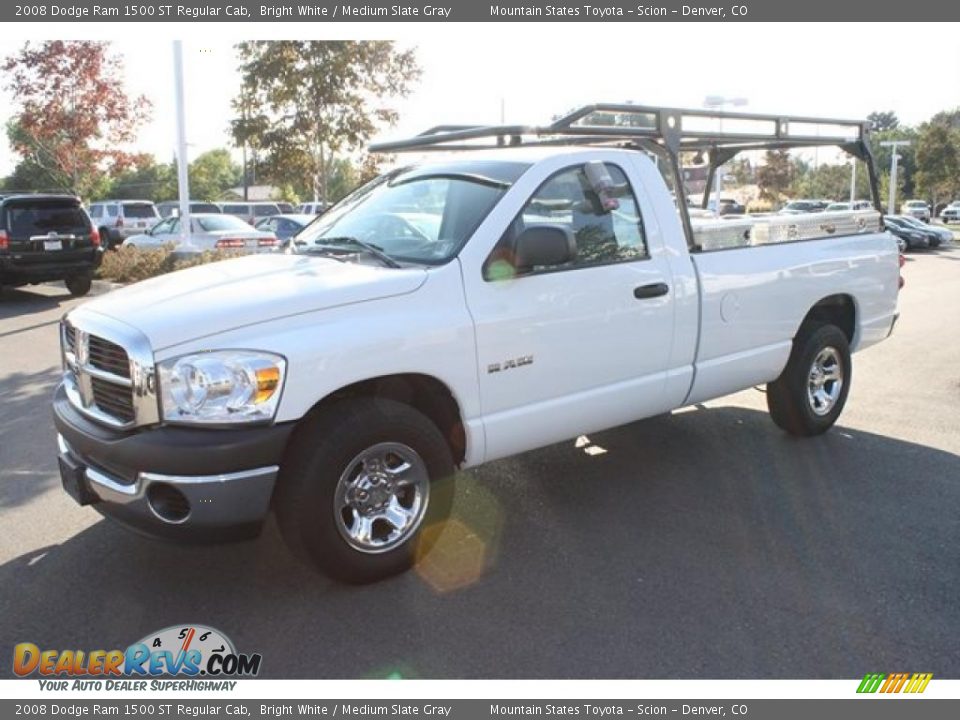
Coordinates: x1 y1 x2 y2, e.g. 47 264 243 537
52 383 294 542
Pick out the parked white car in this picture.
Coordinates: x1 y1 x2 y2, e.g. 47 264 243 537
121 214 279 254
53 105 901 584
939 201 960 224
901 200 931 222
87 200 161 249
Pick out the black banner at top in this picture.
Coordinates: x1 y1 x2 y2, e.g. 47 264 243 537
3 0 951 22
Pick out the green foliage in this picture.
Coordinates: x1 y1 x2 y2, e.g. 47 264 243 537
914 122 960 203
106 158 176 201
867 111 899 133
756 150 793 203
231 41 420 203
188 149 242 201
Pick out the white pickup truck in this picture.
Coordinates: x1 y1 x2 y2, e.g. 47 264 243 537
53 105 901 583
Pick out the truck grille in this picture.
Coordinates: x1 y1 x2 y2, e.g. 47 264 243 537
61 316 157 429
90 376 136 423
88 335 131 379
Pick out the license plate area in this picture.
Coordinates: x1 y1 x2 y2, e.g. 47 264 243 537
58 453 97 506
44 239 62 251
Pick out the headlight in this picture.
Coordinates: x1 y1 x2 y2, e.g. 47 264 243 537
158 350 286 425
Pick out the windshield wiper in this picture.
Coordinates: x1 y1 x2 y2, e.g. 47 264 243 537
297 236 401 268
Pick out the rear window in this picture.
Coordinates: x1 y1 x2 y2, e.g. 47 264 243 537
196 215 251 232
254 205 278 217
122 203 158 219
191 203 221 214
5 201 90 237
222 204 248 214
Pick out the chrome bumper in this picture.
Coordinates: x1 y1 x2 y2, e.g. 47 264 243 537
57 434 277 541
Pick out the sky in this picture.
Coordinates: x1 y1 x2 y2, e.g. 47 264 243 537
0 24 956 176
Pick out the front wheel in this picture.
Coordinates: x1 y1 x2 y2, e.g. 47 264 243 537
767 323 851 436
274 398 455 584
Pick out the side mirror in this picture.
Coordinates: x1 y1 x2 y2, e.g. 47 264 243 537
514 225 576 273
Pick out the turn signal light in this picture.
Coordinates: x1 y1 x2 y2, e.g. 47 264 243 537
215 238 246 249
0 230 8 250
254 366 281 403
90 227 101 248
258 236 278 247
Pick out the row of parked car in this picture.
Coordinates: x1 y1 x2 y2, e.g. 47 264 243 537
86 198 329 248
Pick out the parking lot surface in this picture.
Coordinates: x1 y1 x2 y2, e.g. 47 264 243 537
1 247 958 679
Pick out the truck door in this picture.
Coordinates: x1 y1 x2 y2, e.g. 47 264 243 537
461 158 677 463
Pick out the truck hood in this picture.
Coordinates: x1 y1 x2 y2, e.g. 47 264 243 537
79 254 428 350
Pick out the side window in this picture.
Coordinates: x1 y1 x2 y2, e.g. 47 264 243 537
487 162 647 279
89 205 101 219
106 205 119 218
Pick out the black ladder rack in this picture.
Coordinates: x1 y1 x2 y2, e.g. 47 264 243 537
369 103 883 250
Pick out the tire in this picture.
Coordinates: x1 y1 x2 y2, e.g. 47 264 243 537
65 274 92 297
895 235 907 253
99 229 113 250
767 323 851 437
274 397 456 584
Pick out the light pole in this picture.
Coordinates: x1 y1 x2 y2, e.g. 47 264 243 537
173 41 191 244
703 96 748 214
849 159 857 204
879 140 911 215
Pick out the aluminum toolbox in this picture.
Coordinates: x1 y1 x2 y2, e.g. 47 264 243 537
691 218 753 251
750 210 882 245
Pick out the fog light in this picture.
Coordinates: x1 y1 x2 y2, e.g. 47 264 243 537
147 483 191 524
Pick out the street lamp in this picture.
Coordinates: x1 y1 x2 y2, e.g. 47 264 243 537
703 96 748 214
879 140 911 215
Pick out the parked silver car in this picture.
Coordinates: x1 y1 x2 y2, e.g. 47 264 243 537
87 200 161 248
121 213 279 254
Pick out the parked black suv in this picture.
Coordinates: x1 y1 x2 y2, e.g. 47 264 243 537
0 194 102 296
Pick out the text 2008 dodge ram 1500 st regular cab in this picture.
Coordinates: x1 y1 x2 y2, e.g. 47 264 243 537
53 105 901 583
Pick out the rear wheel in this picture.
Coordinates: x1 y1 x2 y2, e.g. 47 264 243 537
274 397 455 584
65 274 92 297
767 323 851 436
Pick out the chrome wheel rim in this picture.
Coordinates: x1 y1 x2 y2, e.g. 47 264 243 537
807 346 844 416
333 442 429 554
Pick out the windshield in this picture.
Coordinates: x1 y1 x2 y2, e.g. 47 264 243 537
905 201 926 208
195 215 252 232
294 161 528 265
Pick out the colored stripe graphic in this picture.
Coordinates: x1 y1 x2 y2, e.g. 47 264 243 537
857 672 932 693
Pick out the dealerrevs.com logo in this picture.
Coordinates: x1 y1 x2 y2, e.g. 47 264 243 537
13 624 261 690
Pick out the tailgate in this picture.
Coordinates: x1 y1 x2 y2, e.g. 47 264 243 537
4 199 94 259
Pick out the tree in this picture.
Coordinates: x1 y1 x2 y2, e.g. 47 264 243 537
108 156 176 201
231 41 420 203
188 149 242 201
914 123 960 206
756 150 794 204
867 111 899 133
2 41 150 199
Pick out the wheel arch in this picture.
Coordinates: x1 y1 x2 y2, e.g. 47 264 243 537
302 373 467 465
796 294 857 345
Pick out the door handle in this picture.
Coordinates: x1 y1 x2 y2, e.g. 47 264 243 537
633 282 670 299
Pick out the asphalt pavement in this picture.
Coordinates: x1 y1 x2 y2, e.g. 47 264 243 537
1 246 958 679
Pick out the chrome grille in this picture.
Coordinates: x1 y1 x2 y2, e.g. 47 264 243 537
88 336 130 379
61 312 159 430
90 376 136 423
